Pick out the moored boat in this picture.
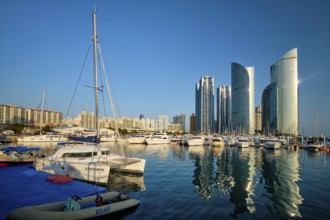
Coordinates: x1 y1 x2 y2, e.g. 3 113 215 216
212 136 225 147
264 138 281 150
17 134 67 143
33 143 145 183
237 137 249 148
7 191 140 220
0 146 40 166
186 135 211 146
127 134 147 144
145 133 170 145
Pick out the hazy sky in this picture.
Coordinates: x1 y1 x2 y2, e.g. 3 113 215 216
1 0 329 136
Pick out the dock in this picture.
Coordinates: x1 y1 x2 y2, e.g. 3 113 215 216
0 164 107 219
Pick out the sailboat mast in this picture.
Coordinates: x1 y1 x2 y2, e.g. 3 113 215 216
92 12 99 139
40 90 46 134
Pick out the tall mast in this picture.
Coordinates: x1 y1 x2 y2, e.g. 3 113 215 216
92 12 99 139
40 90 46 134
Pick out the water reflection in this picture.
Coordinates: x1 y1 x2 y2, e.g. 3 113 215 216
107 172 146 193
189 145 303 218
189 146 215 200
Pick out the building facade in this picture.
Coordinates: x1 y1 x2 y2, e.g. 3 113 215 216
263 48 298 136
216 85 231 134
190 113 196 134
231 63 255 135
173 114 186 132
0 105 26 125
255 105 262 134
158 114 169 132
195 76 215 134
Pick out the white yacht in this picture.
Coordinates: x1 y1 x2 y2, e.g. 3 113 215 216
33 143 146 183
264 138 281 150
212 136 225 147
17 134 67 142
305 142 323 152
145 133 170 145
127 135 147 144
237 137 249 148
186 136 210 146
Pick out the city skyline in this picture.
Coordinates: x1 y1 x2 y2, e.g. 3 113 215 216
1 1 329 136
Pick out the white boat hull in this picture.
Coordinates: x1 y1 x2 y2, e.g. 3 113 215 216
237 142 249 148
17 135 67 142
127 137 146 144
33 158 110 183
265 142 281 150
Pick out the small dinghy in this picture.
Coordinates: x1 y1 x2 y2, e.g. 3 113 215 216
7 191 140 220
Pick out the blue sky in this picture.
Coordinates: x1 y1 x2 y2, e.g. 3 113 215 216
1 0 329 136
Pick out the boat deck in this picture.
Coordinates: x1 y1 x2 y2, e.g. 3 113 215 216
0 164 107 219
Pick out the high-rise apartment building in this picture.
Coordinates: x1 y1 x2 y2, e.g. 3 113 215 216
158 114 169 132
173 114 186 132
255 105 262 134
0 105 26 125
195 76 215 134
216 85 231 134
0 104 62 126
190 113 196 134
231 63 255 135
262 48 298 135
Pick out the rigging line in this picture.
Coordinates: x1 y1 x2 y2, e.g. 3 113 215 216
65 44 92 119
97 59 107 117
97 43 121 138
97 43 116 119
97 36 122 118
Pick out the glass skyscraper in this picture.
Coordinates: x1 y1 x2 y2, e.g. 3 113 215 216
216 85 231 134
195 76 215 134
263 48 298 135
231 62 255 135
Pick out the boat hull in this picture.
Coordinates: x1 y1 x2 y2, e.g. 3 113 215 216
7 191 140 220
265 142 281 150
0 159 35 167
33 158 110 183
17 135 67 142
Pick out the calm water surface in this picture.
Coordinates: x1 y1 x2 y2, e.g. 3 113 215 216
34 142 330 220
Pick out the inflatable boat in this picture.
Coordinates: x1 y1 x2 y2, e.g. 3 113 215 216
7 191 140 220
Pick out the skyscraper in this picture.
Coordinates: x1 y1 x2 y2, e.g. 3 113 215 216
195 76 215 134
262 48 298 135
173 114 186 132
255 105 262 134
231 62 255 135
158 114 169 132
216 85 231 134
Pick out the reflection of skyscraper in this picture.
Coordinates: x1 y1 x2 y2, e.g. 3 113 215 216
262 48 298 135
231 63 255 135
275 151 302 217
216 85 231 134
195 76 215 134
190 147 215 200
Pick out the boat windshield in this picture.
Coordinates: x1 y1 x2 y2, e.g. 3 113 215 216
62 152 97 158
101 150 110 155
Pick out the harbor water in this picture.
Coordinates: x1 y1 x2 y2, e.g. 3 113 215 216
12 142 330 219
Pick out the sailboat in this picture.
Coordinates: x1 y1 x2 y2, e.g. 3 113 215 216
17 91 67 143
305 111 326 152
33 12 146 183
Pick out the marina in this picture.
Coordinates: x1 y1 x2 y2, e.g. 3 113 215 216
1 141 330 219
